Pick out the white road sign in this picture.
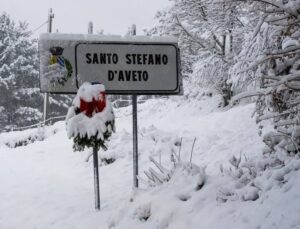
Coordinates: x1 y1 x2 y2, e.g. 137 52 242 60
39 33 182 94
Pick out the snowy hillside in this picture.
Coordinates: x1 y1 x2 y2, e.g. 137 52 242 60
1 96 300 229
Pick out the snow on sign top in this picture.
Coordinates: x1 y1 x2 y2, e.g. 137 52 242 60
39 33 183 95
39 33 178 43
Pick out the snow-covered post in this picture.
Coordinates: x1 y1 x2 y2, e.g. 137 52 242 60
66 82 115 210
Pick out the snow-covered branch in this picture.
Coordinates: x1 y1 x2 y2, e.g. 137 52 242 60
231 89 267 104
257 108 300 122
174 14 206 49
264 72 300 87
266 45 300 56
253 0 297 17
252 14 267 38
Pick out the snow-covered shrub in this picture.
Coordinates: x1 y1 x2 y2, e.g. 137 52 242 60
218 154 260 202
231 0 300 156
192 54 233 106
66 82 115 152
219 149 300 203
134 203 152 222
0 122 63 148
100 156 116 165
142 151 205 191
228 2 300 205
4 131 44 148
84 147 117 165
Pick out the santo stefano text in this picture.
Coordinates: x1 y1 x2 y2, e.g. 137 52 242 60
85 53 169 82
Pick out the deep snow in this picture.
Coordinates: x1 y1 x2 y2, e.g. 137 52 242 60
0 96 299 229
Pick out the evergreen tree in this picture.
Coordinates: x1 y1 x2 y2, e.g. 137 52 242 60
0 12 42 130
0 12 72 130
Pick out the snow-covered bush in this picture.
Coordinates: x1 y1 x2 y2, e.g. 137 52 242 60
142 149 205 190
232 0 300 156
0 122 63 148
2 128 45 148
134 203 152 222
193 55 233 106
219 149 300 203
218 154 260 202
66 82 115 152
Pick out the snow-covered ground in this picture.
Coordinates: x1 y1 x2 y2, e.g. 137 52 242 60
0 96 300 229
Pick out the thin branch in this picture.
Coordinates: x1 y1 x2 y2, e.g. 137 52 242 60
231 89 267 103
253 0 297 16
175 14 206 49
257 108 300 122
266 45 300 56
252 14 268 38
137 175 151 186
234 16 245 27
189 137 197 164
237 56 268 73
236 0 298 16
261 9 284 14
200 6 208 21
290 98 300 106
149 156 168 175
284 82 300 91
264 72 300 87
238 47 300 73
265 15 291 23
174 13 224 55
262 75 281 81
275 120 298 127
277 129 300 153
212 32 224 52
149 168 164 184
178 137 182 161
85 149 93 162
144 171 155 183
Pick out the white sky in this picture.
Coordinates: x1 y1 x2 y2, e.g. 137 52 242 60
0 0 170 37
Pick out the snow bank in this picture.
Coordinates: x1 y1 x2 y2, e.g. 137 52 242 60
0 122 64 148
0 95 299 229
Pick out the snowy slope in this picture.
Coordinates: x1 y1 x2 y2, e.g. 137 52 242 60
0 96 299 229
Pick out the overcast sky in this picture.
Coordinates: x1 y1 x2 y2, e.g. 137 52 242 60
0 0 170 37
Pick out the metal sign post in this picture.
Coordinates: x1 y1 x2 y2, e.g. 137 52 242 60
132 94 138 188
93 147 100 210
88 22 101 210
131 25 139 188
